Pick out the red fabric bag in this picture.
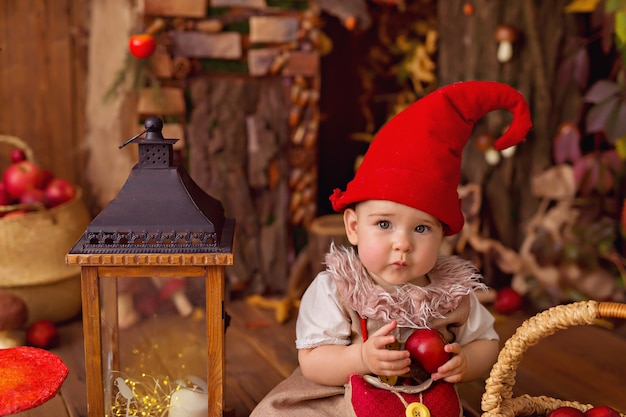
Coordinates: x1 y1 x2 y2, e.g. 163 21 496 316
346 373 462 417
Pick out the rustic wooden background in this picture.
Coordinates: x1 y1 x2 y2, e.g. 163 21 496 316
1 0 612 297
0 0 89 193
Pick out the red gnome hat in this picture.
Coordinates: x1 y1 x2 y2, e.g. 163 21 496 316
329 81 532 236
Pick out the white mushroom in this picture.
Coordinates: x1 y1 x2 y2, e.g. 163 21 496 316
0 291 28 348
495 25 518 63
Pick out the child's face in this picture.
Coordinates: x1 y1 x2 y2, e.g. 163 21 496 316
343 200 444 287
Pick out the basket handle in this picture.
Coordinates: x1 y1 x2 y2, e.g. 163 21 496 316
482 301 626 415
0 135 35 163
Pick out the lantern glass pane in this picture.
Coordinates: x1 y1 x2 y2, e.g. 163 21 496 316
100 276 208 417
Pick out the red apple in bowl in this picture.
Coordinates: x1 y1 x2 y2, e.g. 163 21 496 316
44 178 76 208
584 406 621 417
0 182 10 205
404 328 450 374
2 160 45 199
10 148 27 163
547 407 586 417
2 209 28 219
19 188 47 206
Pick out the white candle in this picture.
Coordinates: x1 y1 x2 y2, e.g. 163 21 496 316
168 388 208 417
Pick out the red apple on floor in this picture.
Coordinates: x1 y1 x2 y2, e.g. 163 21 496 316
584 406 621 417
547 407 586 417
44 178 76 208
26 319 60 349
404 328 450 374
2 160 45 199
494 287 523 315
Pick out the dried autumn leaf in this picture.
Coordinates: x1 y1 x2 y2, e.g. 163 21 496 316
615 10 626 45
564 0 602 13
0 346 69 415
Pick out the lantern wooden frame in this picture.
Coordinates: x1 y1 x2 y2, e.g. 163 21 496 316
67 117 235 417
66 253 233 417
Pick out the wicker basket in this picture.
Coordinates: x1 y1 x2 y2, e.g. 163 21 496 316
481 301 626 417
1 135 90 324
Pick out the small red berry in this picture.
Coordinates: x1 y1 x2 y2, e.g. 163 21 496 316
463 3 475 16
474 132 494 152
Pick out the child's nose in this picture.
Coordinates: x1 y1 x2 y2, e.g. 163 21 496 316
392 232 412 252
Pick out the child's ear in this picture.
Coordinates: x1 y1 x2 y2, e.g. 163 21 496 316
343 208 359 246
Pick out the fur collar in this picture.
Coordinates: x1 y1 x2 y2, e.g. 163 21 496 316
325 244 487 328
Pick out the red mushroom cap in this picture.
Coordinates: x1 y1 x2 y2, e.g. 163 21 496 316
0 346 69 415
495 24 518 42
159 278 187 300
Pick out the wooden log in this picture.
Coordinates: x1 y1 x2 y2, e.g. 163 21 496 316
283 51 320 77
142 0 208 18
170 31 242 59
307 214 350 276
137 87 186 118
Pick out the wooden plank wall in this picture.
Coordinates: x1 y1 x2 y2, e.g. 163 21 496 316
0 0 89 190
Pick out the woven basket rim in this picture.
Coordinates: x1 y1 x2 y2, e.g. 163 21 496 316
0 134 35 163
481 301 626 417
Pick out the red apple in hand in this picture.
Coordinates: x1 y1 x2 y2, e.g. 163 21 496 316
547 407 586 417
404 328 450 374
584 406 621 417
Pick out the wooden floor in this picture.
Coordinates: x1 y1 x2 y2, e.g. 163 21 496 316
11 298 626 417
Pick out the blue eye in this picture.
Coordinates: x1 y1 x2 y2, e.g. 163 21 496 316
377 220 391 230
415 225 430 233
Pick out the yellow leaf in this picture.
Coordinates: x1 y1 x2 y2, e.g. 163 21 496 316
564 0 602 13
615 136 626 159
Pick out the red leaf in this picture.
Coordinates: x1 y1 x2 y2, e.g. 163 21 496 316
572 154 615 195
555 40 590 93
600 149 622 171
553 122 582 164
604 101 626 142
584 80 620 103
585 96 619 133
572 47 590 89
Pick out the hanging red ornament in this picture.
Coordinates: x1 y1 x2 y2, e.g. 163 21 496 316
128 33 156 59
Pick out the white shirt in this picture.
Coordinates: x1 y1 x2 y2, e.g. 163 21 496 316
296 271 499 349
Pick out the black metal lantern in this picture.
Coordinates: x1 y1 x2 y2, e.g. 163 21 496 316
67 117 235 417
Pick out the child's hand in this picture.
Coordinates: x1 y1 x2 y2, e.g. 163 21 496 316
360 320 411 377
430 342 466 383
